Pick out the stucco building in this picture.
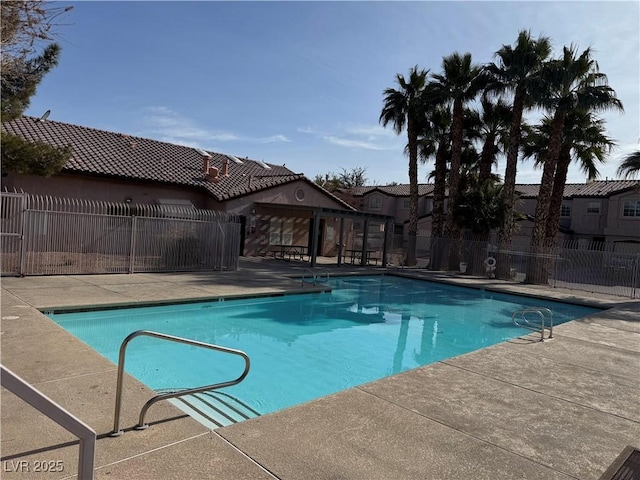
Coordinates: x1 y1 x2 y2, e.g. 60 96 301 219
2 116 369 259
343 180 640 250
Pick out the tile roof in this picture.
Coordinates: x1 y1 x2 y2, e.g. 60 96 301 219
347 184 437 197
348 181 638 199
2 116 311 202
514 181 639 198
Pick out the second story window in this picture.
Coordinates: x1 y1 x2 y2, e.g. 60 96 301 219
622 199 640 217
560 202 571 217
402 198 410 209
369 196 382 211
586 201 601 214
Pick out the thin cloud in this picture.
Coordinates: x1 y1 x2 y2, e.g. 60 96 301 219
324 136 387 150
345 124 398 139
259 134 292 143
142 106 290 147
297 126 324 135
300 123 401 150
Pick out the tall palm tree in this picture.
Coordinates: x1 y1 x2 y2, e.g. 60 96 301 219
545 111 614 245
523 111 615 246
529 45 623 277
380 66 429 266
431 52 487 269
617 149 640 179
418 105 451 240
486 31 552 252
476 97 511 184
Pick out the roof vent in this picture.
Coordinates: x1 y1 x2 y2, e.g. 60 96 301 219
256 160 271 170
206 166 220 183
196 148 212 173
226 154 244 164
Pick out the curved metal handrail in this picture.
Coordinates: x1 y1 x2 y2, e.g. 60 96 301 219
301 268 330 287
315 268 330 284
110 330 250 436
301 268 316 286
512 307 554 341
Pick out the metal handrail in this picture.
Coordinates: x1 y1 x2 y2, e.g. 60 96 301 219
301 268 316 286
315 268 330 284
1 365 96 479
301 268 330 287
110 330 250 436
512 307 554 341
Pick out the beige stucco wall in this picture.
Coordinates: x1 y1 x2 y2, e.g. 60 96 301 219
570 198 608 236
360 193 431 228
2 173 354 258
2 173 214 208
604 190 640 240
223 179 351 257
223 179 347 217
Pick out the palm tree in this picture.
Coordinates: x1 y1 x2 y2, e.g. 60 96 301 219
523 111 615 247
617 149 640 179
430 52 487 269
476 97 511 184
528 45 623 283
380 66 429 266
453 181 507 275
431 53 487 236
454 181 506 238
418 105 451 241
486 31 552 253
545 111 614 245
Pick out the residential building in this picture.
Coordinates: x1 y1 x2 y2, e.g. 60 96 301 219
344 181 640 249
2 116 362 258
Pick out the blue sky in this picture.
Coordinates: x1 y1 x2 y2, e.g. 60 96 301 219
27 1 639 186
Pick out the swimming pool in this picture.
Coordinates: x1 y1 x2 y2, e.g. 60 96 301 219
49 275 599 428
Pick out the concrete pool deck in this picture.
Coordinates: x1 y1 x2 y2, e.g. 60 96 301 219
1 258 639 479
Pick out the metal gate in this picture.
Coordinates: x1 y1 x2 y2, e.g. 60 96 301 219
0 192 25 275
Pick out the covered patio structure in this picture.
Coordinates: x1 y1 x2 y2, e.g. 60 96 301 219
247 202 395 268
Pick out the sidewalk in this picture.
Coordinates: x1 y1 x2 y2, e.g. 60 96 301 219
2 259 638 479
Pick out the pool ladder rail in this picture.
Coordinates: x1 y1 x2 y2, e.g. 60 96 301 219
512 307 554 342
301 268 330 287
110 330 250 437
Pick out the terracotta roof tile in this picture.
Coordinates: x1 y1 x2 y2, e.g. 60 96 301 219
348 184 436 196
514 181 639 198
348 181 638 199
2 116 305 202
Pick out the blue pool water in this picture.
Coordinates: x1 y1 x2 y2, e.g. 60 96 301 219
49 275 599 423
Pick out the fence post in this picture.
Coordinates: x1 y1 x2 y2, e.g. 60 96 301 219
633 254 639 299
217 221 225 270
128 216 137 274
18 193 27 276
552 245 558 289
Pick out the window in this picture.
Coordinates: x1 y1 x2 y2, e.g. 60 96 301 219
586 201 601 214
622 200 640 217
402 198 410 210
294 188 305 202
369 196 382 211
560 202 571 217
269 218 294 245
